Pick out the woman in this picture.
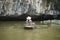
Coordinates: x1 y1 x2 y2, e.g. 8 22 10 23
25 16 33 29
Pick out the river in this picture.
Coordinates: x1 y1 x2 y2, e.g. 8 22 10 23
0 20 60 40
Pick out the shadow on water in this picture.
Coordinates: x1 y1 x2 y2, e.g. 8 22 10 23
0 21 55 29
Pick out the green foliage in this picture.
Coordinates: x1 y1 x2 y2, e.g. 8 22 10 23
47 0 60 11
53 0 60 11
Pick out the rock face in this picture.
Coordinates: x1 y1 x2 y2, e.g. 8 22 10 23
0 0 48 16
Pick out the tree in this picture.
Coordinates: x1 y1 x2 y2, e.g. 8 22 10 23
54 0 60 11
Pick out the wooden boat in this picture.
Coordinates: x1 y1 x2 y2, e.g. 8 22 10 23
24 26 33 29
24 22 35 29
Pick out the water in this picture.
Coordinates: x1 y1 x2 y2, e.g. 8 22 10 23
0 20 60 40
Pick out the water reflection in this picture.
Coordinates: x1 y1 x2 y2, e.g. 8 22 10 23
0 20 60 40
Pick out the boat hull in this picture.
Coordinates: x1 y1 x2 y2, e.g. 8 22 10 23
24 27 33 29
24 26 33 29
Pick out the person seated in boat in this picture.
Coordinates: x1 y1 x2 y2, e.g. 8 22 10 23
26 16 32 26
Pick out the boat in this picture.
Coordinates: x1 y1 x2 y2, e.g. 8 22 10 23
24 21 35 29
